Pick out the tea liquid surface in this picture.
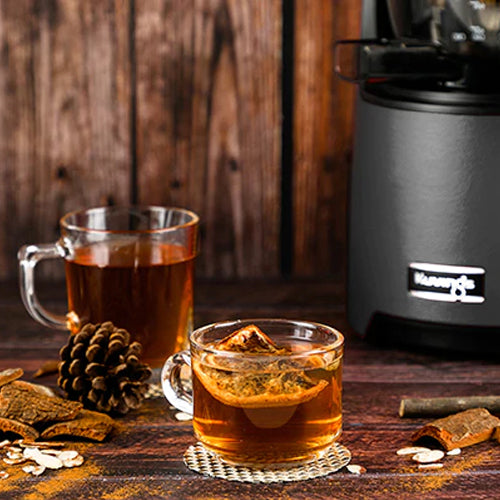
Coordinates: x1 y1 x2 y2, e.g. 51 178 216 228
192 339 342 464
65 240 194 366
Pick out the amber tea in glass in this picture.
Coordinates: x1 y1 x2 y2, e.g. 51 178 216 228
19 206 199 368
162 319 344 466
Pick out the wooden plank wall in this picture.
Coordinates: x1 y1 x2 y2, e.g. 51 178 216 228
0 0 361 281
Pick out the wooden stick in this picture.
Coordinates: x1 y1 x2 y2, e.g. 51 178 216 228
399 396 500 418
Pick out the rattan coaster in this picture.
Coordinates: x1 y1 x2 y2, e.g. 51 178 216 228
183 442 351 483
144 383 164 399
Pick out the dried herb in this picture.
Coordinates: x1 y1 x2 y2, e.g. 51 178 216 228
0 418 39 441
0 381 82 425
0 369 23 389
412 407 500 450
41 410 114 442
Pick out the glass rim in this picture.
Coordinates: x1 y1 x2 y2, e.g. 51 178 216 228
60 205 199 234
190 318 344 360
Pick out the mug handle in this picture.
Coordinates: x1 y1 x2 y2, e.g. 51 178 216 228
161 350 193 415
18 243 69 330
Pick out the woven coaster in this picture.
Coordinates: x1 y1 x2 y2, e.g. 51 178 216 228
184 442 351 483
144 383 164 399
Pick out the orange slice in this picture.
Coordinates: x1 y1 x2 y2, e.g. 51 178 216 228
193 360 328 409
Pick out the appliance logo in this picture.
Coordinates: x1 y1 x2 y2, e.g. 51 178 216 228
408 263 485 304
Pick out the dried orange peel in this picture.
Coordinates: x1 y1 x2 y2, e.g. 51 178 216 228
194 360 328 409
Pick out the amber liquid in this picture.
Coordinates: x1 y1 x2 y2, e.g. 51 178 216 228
65 240 194 367
192 340 342 465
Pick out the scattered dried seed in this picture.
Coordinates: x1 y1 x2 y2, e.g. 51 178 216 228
418 463 444 470
412 450 445 464
57 450 79 461
0 440 10 449
346 464 366 474
62 455 84 468
175 412 192 422
396 446 431 456
0 471 9 479
447 448 461 456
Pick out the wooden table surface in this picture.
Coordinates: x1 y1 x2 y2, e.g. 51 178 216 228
0 281 498 499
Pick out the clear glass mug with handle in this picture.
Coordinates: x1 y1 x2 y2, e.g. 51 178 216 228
18 206 199 367
162 318 344 465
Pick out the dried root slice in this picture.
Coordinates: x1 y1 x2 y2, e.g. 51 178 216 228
0 369 23 388
6 450 23 460
23 464 45 476
175 412 192 422
40 410 114 442
62 455 84 468
412 408 500 451
0 417 39 440
3 457 27 465
0 381 82 425
418 463 444 470
447 448 461 456
346 464 366 474
396 446 431 456
23 447 63 469
57 450 79 461
412 450 445 464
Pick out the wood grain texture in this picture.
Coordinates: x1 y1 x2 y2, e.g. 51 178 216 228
0 281 499 499
293 0 361 277
0 0 131 279
135 0 282 278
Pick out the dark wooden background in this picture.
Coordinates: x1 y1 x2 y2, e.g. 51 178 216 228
0 0 361 281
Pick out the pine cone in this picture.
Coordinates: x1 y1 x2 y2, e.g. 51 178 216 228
58 322 152 415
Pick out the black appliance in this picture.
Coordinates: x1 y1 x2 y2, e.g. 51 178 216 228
336 0 500 353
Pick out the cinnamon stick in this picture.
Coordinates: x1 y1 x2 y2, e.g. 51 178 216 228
399 396 500 418
411 408 500 450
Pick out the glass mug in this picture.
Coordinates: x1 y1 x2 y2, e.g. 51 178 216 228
18 206 199 368
162 319 344 466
